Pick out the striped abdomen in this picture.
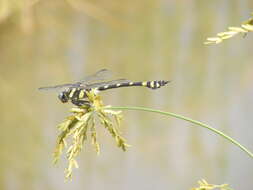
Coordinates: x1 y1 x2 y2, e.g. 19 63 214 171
95 80 169 91
65 80 169 100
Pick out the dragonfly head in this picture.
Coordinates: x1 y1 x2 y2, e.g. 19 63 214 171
58 91 69 103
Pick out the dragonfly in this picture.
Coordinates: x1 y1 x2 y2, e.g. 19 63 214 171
39 69 170 106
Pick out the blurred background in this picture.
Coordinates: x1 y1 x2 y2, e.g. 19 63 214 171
0 0 253 189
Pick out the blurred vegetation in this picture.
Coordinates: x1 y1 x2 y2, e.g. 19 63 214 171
0 0 252 189
205 13 253 44
191 179 233 190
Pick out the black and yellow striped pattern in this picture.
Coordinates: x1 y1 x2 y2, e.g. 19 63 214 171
66 88 87 99
95 80 169 91
61 80 169 106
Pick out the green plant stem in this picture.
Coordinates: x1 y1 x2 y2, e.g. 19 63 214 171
107 106 253 159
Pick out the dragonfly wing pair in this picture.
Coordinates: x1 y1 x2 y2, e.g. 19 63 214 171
38 69 123 91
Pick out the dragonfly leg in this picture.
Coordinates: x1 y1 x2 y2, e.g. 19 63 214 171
71 99 91 106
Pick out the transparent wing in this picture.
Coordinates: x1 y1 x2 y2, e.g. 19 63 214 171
38 69 112 91
79 69 112 84
38 83 79 91
84 79 131 89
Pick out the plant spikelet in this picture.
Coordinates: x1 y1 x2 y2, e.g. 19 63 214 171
191 179 234 190
205 13 253 45
53 90 128 179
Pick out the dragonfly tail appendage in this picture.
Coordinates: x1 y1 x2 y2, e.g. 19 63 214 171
146 80 170 89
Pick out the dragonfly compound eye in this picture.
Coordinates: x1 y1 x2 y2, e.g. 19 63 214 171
58 92 68 103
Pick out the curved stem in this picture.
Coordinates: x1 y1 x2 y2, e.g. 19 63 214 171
107 106 253 159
